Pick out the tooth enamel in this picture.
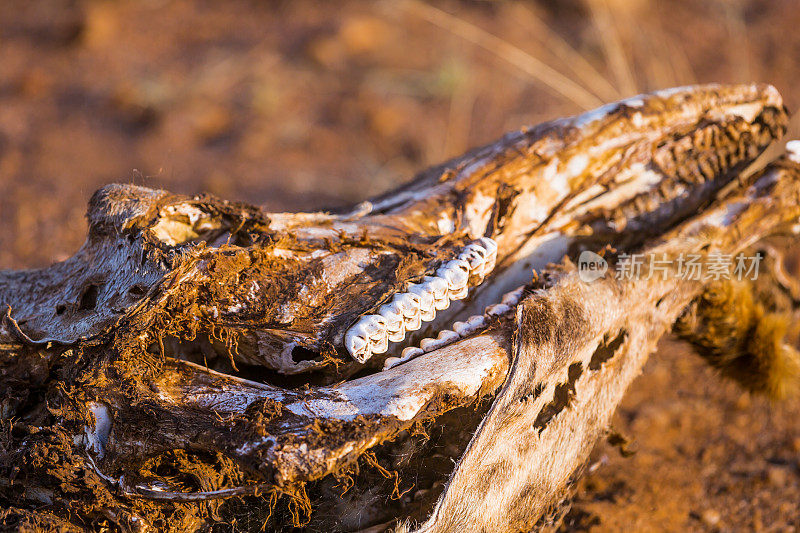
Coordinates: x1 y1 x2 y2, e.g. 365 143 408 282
345 323 371 361
436 260 470 291
371 332 389 354
378 302 406 341
478 237 498 272
486 303 511 316
386 325 406 343
362 314 389 354
392 293 422 331
423 276 449 300
420 337 445 351
466 314 486 329
437 330 459 343
347 239 500 363
407 283 436 321
383 347 423 370
458 244 488 277
501 286 525 306
401 346 424 359
383 357 402 370
378 302 404 330
449 286 469 300
362 314 386 335
479 237 497 257
388 330 405 343
419 330 458 352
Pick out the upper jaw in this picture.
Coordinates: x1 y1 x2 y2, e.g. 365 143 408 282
335 83 787 366
0 84 787 377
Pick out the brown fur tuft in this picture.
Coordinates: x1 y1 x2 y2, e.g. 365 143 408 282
676 279 800 399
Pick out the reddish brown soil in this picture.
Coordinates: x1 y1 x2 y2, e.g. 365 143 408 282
2 1 800 530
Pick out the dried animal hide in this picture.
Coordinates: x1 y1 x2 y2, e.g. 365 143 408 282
0 84 797 532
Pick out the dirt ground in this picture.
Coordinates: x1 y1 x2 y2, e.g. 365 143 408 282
2 0 800 530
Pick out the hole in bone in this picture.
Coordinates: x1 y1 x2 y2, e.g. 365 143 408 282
589 330 627 371
291 345 321 363
533 362 583 431
531 331 629 432
128 284 147 298
55 304 66 315
78 284 100 311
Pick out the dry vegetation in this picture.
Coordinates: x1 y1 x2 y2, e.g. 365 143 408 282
1 0 800 531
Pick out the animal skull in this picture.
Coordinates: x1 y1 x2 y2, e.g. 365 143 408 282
1 83 797 532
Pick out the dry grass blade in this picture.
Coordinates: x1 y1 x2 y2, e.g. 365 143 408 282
402 0 604 111
509 3 621 102
584 0 638 96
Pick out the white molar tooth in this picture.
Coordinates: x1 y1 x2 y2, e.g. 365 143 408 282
459 244 488 276
438 330 460 343
433 296 450 311
386 326 406 343
371 331 389 354
452 321 469 336
362 314 386 336
362 314 389 354
401 346 424 360
405 315 422 331
345 324 371 361
436 260 470 290
420 337 446 352
419 306 435 321
378 302 403 328
466 314 487 329
423 276 449 300
383 357 402 370
448 285 469 300
393 292 420 316
483 254 496 273
501 286 525 306
478 237 498 257
392 293 422 331
479 237 498 273
407 283 436 321
486 303 511 316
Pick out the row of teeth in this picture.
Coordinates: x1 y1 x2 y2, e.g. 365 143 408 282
383 285 525 370
345 237 498 363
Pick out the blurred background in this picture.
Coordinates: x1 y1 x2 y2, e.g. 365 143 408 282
1 0 799 530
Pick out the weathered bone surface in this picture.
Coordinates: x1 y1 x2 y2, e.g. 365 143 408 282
0 84 796 532
410 158 800 532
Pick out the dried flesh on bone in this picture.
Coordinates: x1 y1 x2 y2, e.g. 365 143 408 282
0 84 795 532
